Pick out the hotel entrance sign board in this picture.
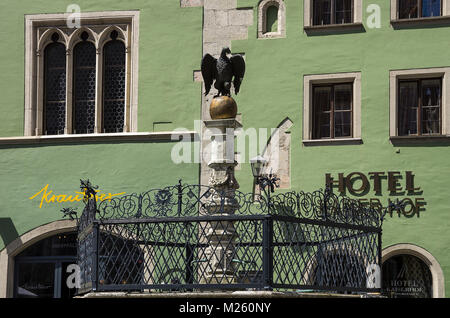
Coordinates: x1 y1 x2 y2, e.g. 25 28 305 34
325 171 426 217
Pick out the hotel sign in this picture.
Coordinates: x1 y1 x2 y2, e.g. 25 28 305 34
325 171 425 217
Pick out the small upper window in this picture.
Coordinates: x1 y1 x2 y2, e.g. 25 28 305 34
398 0 442 19
312 0 353 26
258 0 286 39
265 5 279 33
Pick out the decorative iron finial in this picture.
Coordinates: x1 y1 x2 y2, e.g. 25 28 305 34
256 171 280 194
80 179 98 201
60 207 78 221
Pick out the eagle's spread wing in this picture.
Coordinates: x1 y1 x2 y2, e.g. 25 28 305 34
230 54 245 94
201 54 217 96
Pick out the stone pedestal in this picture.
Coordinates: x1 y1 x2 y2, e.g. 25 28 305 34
202 118 242 285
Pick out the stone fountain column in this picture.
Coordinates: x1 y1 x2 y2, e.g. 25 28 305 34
201 96 242 285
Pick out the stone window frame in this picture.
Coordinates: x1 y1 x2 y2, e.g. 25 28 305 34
303 0 363 32
258 0 286 39
303 72 362 146
382 243 445 298
24 11 140 137
389 67 450 142
390 0 450 27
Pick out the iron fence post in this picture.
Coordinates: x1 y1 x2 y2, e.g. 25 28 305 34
177 179 183 216
378 229 383 292
92 222 99 292
185 242 194 290
262 216 273 290
323 187 329 220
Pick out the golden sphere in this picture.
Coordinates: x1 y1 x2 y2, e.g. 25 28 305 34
209 96 237 120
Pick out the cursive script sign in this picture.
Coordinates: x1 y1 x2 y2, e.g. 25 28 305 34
29 184 125 209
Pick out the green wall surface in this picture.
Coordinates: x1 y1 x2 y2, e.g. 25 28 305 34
0 0 202 249
0 0 203 137
232 0 450 294
0 141 199 250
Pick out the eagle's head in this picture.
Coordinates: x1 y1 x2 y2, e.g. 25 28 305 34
221 47 231 58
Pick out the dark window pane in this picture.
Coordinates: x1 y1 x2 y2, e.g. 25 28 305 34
265 5 278 33
421 79 441 134
313 84 353 139
320 113 331 138
313 0 332 25
314 86 332 111
16 263 55 298
44 42 66 135
103 39 125 133
422 0 441 17
313 86 331 139
422 79 440 107
73 41 96 134
399 0 419 19
334 84 352 110
398 82 418 136
17 233 77 257
334 111 352 137
335 0 353 24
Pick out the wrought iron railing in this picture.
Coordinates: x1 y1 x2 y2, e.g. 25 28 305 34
75 180 384 295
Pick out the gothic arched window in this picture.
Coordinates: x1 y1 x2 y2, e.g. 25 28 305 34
73 31 96 134
44 33 66 135
25 13 139 137
102 31 126 133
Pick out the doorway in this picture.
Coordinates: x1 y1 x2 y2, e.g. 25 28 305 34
14 232 77 298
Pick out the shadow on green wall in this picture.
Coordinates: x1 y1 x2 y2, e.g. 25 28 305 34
0 218 19 248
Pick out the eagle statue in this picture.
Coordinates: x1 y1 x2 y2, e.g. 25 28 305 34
201 47 246 97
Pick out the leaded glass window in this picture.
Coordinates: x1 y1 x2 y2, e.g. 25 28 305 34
44 33 66 135
103 31 125 133
73 32 96 134
382 255 433 298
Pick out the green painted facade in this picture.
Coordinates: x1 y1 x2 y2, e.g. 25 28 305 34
0 0 449 296
0 0 202 250
232 0 450 295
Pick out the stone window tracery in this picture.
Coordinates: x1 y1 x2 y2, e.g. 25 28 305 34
24 12 139 136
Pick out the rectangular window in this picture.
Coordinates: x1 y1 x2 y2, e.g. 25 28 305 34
398 78 442 136
398 0 441 19
313 83 353 139
313 0 353 25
